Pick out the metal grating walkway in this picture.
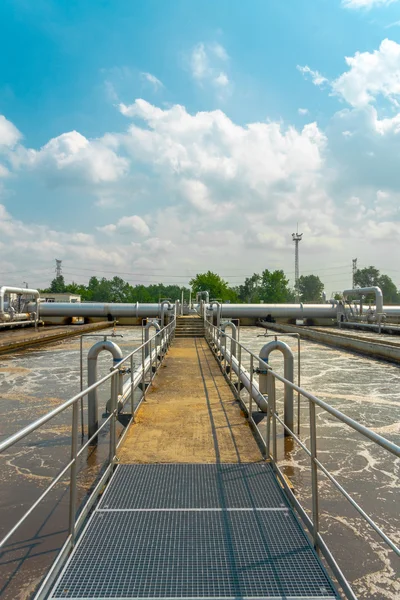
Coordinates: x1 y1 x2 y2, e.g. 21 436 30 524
49 464 339 600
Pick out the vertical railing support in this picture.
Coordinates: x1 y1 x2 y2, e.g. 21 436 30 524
310 401 319 551
141 342 146 400
109 373 118 464
68 400 79 544
249 355 254 420
130 355 134 418
271 375 277 462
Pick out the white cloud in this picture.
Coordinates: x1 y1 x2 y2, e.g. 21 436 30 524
141 72 164 90
214 72 229 87
385 19 400 28
332 39 400 108
209 42 229 61
98 215 150 236
14 130 129 184
189 42 231 96
0 115 22 148
298 108 309 115
342 0 398 8
118 100 326 192
1 97 399 293
191 43 209 81
297 65 328 87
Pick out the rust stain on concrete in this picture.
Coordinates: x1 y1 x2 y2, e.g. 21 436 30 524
119 338 262 464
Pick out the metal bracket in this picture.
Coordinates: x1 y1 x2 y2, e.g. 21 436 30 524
253 367 269 375
118 367 131 374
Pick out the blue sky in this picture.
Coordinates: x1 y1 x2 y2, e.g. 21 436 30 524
1 0 400 292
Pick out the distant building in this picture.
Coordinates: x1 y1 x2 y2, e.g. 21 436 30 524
40 293 81 303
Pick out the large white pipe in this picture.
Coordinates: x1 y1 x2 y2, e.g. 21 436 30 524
29 302 163 318
208 303 338 319
0 286 40 323
343 287 384 318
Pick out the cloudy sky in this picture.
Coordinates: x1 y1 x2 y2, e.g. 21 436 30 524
1 0 400 296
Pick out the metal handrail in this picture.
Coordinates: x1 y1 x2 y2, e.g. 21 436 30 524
204 320 400 599
206 322 399 456
0 318 176 554
0 324 171 454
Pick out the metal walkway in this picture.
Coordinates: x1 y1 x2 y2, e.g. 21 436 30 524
48 463 338 600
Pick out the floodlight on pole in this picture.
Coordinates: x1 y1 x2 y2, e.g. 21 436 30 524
292 228 303 302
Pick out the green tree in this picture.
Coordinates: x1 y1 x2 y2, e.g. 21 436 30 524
354 266 380 288
48 275 66 293
190 271 230 301
237 274 262 303
297 274 324 303
377 274 400 304
354 266 400 304
259 270 294 303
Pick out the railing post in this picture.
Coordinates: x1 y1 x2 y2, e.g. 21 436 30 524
310 401 319 551
249 355 253 420
237 342 242 398
109 372 118 464
268 374 277 462
266 373 274 460
130 355 134 418
223 331 227 373
229 340 232 382
142 342 146 400
68 400 79 544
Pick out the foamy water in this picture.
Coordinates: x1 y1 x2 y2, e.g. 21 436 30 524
238 326 400 600
0 325 399 599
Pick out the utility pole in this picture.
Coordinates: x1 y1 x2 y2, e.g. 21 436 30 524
292 226 303 302
55 259 62 278
352 258 358 288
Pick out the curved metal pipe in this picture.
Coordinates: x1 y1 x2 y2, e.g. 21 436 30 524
0 286 40 323
343 287 384 321
221 321 237 358
144 320 161 358
160 301 172 328
259 340 294 435
87 340 123 439
209 301 222 327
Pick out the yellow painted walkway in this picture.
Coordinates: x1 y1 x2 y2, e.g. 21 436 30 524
118 338 262 464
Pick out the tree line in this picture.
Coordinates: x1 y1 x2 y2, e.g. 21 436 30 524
41 265 400 304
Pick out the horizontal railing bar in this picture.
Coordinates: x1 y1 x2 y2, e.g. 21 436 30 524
274 413 400 556
206 320 399 577
76 413 114 457
275 413 312 457
0 321 175 556
0 322 175 454
209 323 400 458
272 458 358 600
0 458 74 549
0 373 114 453
314 456 400 556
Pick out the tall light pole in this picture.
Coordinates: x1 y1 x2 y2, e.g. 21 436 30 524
352 258 358 288
292 228 303 302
